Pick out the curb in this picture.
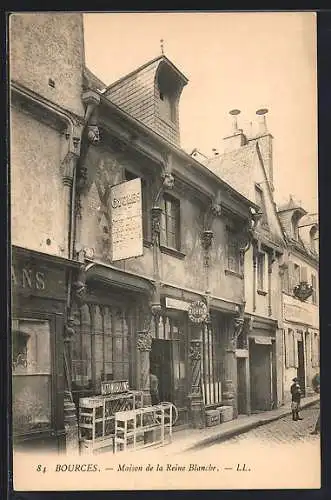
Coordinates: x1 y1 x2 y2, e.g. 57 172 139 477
184 397 319 452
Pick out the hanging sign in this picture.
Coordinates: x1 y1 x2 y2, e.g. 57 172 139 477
188 300 208 324
111 178 143 261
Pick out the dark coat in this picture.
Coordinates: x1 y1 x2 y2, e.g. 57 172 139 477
290 382 301 402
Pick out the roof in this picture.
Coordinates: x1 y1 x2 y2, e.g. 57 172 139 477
103 54 188 96
277 195 307 215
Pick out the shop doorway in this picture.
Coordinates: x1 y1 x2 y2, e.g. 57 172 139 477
237 357 248 414
249 339 272 411
150 338 187 424
297 340 306 397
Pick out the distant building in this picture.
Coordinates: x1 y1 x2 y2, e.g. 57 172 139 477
277 199 319 401
206 109 286 413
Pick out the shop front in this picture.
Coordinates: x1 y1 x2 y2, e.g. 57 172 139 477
248 317 277 412
11 246 74 453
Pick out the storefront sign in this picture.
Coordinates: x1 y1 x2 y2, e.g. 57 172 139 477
11 265 46 291
188 300 208 324
101 380 129 395
111 178 143 261
236 349 249 358
165 297 190 311
252 336 272 345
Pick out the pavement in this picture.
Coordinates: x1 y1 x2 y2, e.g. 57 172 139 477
162 394 320 456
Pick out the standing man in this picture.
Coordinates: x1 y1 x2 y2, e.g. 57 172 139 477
149 368 160 405
290 377 303 421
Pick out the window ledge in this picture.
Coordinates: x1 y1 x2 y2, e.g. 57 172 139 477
257 289 268 296
160 245 185 260
143 239 153 248
225 269 244 279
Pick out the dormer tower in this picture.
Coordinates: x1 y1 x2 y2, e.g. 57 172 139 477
104 55 188 146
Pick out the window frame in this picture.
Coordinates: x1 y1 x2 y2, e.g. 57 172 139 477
226 228 243 277
257 252 266 292
160 193 181 252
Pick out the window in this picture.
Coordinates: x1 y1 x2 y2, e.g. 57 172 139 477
311 274 317 305
282 267 290 293
124 170 149 241
12 319 52 435
255 185 268 227
72 304 133 398
226 230 241 274
201 320 223 407
257 252 265 290
160 194 180 250
293 264 300 285
310 226 318 253
284 328 298 368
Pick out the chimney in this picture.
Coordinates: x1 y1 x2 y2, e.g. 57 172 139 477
253 108 274 192
223 109 247 153
256 108 269 135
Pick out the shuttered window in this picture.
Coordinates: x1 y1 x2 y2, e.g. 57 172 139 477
285 328 297 368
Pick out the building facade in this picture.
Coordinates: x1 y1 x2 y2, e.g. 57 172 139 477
10 13 86 452
278 201 319 402
205 110 287 413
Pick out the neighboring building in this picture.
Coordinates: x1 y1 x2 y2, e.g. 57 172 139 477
277 200 319 402
10 13 86 452
206 109 287 413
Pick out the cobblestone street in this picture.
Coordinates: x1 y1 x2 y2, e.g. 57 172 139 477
199 402 320 450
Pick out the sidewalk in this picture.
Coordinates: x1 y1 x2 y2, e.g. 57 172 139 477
163 394 320 455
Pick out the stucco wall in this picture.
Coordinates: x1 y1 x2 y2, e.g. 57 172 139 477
10 13 85 118
11 107 65 256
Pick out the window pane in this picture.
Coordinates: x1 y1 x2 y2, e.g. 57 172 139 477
13 374 51 434
12 320 51 375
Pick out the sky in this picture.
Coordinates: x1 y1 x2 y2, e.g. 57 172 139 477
83 12 318 213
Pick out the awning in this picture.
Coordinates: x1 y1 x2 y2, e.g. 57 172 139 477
252 336 272 345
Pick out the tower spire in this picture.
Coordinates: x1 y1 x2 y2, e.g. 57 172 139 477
160 39 165 55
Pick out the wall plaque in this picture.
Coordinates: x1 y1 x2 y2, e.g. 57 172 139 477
188 300 208 324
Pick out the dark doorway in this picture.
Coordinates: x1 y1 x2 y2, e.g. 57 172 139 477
237 357 247 414
150 339 172 402
249 339 272 411
297 340 306 397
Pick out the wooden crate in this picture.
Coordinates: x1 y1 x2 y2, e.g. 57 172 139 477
79 390 143 454
205 409 220 427
217 405 233 423
114 403 175 453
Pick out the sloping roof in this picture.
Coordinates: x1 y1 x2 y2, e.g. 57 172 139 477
83 66 107 92
102 55 188 95
299 213 318 228
277 195 307 215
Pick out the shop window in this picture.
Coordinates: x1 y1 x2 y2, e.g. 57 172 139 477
226 229 241 274
311 274 317 305
257 252 265 291
72 304 133 396
12 319 51 435
160 194 181 250
124 169 149 241
201 320 223 407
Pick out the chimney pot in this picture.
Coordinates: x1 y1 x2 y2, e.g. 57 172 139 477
229 109 241 134
256 108 269 135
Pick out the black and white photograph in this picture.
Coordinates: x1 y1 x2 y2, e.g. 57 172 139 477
9 11 320 490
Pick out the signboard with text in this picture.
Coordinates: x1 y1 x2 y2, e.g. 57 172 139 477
111 178 143 261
